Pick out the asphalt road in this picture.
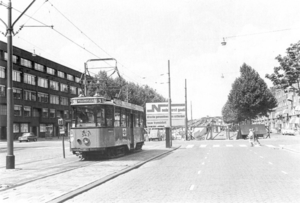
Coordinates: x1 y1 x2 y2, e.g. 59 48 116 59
65 139 300 203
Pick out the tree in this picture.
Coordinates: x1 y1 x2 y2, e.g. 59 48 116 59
222 101 240 123
228 63 277 122
266 40 300 94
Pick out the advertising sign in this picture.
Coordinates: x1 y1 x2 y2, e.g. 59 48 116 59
146 102 186 128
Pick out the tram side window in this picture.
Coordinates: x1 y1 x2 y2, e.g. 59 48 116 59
121 108 127 127
140 112 144 127
76 107 96 127
134 111 140 127
96 107 105 127
106 106 113 127
114 107 121 127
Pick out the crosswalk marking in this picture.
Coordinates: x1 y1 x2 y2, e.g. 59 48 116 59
186 145 194 148
200 145 207 148
183 144 283 149
239 145 247 147
266 145 275 148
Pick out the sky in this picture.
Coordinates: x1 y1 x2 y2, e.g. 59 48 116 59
1 0 300 119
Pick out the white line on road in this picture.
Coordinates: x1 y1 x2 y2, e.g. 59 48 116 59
190 185 195 190
282 171 288 174
186 145 194 149
266 145 275 148
213 145 220 147
200 145 207 148
268 162 273 165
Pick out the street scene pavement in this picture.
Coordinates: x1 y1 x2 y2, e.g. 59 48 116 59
0 133 300 203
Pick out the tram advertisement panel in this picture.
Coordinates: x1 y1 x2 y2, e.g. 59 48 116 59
146 102 185 128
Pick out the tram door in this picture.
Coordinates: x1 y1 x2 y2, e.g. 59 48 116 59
130 113 134 149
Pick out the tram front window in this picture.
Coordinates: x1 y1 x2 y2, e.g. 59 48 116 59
76 107 96 127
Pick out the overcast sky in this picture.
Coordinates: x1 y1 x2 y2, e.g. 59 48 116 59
1 0 300 119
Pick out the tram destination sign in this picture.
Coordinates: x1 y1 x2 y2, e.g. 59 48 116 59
71 97 104 105
146 102 186 128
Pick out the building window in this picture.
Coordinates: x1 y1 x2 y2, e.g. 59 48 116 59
24 73 36 85
60 96 68 106
13 123 20 133
46 67 55 75
56 110 63 118
40 124 46 132
78 88 83 95
67 74 74 81
70 86 76 94
0 66 5 78
20 123 29 133
57 71 65 78
64 110 69 119
14 105 22 116
75 77 81 83
38 77 48 88
0 85 5 97
50 95 59 104
49 109 56 118
60 83 68 92
42 108 48 118
20 58 32 68
24 90 36 101
24 106 31 117
32 108 40 117
13 70 21 82
49 80 59 91
13 88 22 99
38 92 49 103
34 63 44 72
0 105 7 115
4 52 18 63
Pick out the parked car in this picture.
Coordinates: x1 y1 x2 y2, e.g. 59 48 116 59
18 132 38 142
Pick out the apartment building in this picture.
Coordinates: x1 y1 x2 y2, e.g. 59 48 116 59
0 40 83 140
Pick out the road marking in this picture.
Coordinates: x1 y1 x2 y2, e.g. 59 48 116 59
226 145 233 147
200 145 207 148
190 185 195 190
186 145 194 149
239 145 247 147
266 145 275 148
213 145 220 147
268 162 273 165
260 156 264 158
282 171 288 174
198 170 201 174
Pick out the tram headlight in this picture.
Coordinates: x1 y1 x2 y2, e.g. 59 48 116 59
83 138 90 146
77 139 82 145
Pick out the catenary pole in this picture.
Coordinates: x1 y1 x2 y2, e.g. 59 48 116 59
5 0 36 169
185 79 188 140
166 60 172 148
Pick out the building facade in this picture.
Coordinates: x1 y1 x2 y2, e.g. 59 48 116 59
0 41 83 140
254 86 300 134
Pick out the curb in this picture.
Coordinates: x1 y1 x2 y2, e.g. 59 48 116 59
47 145 181 203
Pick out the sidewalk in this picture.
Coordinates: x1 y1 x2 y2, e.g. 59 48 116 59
0 143 180 203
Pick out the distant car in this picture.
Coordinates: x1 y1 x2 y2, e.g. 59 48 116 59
18 132 38 142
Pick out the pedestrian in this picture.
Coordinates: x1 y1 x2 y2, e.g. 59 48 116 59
253 129 261 146
248 128 254 147
265 126 271 139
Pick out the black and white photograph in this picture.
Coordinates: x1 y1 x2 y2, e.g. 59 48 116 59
0 0 300 202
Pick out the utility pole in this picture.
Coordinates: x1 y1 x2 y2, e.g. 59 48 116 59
1 0 36 169
185 79 188 141
166 60 172 148
190 101 193 121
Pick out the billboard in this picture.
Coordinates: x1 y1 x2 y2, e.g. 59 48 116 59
146 102 186 128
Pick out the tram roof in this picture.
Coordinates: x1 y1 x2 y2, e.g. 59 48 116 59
70 96 144 112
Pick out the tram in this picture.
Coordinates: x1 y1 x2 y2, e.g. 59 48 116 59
69 95 145 159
